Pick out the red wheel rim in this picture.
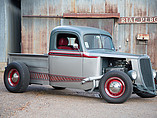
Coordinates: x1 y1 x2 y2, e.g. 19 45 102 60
104 77 125 98
7 69 20 87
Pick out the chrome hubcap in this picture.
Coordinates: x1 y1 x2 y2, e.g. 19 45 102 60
12 73 19 83
109 81 122 94
105 77 125 98
7 69 20 87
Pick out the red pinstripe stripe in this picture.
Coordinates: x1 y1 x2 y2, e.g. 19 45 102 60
48 50 98 58
30 72 85 82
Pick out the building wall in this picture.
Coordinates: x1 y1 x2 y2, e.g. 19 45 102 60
21 0 157 69
0 0 6 63
5 0 21 54
0 0 21 71
117 0 157 69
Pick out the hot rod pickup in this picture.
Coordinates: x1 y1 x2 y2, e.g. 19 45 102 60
4 26 157 103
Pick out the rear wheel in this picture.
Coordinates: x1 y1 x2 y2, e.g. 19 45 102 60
99 70 133 103
4 62 30 93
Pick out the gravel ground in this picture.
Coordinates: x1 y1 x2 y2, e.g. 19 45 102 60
0 72 157 118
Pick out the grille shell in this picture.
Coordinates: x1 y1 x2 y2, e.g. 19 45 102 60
140 58 154 90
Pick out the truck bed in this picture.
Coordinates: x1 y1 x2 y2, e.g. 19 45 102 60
8 53 49 85
8 53 48 73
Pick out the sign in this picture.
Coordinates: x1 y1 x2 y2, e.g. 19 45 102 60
118 17 157 24
137 34 149 41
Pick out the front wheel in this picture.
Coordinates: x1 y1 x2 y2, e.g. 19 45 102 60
99 70 133 103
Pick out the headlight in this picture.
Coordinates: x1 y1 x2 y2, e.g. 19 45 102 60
128 70 137 80
152 69 156 79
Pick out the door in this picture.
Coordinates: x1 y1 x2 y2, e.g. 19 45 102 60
49 32 84 87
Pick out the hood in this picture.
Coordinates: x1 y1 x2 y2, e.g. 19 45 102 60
86 49 148 59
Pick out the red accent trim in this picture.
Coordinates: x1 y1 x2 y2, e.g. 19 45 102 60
7 69 20 87
30 72 85 82
104 77 125 98
48 51 98 58
49 51 80 55
48 51 81 57
49 53 81 57
82 54 99 58
30 71 85 79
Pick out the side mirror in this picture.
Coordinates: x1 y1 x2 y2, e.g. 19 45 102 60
73 43 79 49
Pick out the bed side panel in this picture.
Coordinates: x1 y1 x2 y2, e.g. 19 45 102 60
8 53 49 85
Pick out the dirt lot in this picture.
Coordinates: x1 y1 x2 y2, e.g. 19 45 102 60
0 72 157 118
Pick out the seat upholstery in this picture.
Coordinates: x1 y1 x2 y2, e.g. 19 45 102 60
58 37 73 50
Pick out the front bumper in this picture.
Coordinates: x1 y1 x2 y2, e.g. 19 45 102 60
133 84 156 96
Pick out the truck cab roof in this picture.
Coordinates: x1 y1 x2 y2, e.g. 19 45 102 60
52 26 112 37
49 26 114 52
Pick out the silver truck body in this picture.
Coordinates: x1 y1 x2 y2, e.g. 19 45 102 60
6 26 156 103
8 51 156 95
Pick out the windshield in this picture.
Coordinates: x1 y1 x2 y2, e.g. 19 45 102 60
84 34 114 50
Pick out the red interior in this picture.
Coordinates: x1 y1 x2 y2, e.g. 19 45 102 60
58 37 73 50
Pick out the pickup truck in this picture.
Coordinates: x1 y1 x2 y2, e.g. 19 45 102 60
4 26 157 103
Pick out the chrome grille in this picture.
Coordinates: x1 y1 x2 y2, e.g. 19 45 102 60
140 58 154 90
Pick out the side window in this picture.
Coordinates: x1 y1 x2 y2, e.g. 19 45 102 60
56 33 80 50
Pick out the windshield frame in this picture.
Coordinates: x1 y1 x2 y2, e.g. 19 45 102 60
83 34 115 51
